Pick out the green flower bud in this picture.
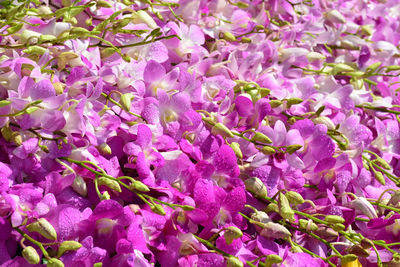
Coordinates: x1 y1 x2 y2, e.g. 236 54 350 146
226 256 244 267
93 263 103 267
286 98 303 106
211 123 234 138
224 226 243 245
0 100 10 107
325 215 345 224
223 32 237 42
348 244 370 257
1 125 13 142
101 191 111 200
101 47 117 58
120 93 134 112
278 192 295 222
202 117 216 126
236 1 249 8
252 132 272 144
72 175 87 197
229 142 243 159
39 34 57 43
245 177 267 198
366 61 382 73
372 158 391 170
151 204 166 216
129 180 150 192
57 52 79 70
331 223 345 232
259 87 270 97
285 191 304 205
240 37 251 43
386 65 400 72
22 46 47 55
341 254 358 265
255 25 265 30
332 63 355 74
47 258 65 267
85 17 93 27
22 246 40 264
361 25 373 36
181 205 195 211
373 170 385 185
96 0 112 8
11 132 23 146
57 240 82 257
290 245 303 253
261 146 276 155
298 219 318 231
69 27 91 36
265 203 279 213
98 143 112 155
265 254 283 264
26 106 40 114
97 177 122 193
286 144 303 155
53 82 65 95
269 100 282 108
26 218 57 240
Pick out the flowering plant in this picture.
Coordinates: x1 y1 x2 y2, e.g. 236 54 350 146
1 0 400 266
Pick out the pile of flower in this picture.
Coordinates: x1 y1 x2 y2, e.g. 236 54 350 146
1 0 400 266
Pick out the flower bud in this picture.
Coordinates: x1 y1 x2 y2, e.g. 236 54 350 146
240 37 251 43
129 180 150 192
325 215 345 224
26 218 57 240
245 177 267 198
278 192 295 222
312 117 336 130
373 170 385 185
252 132 272 144
286 98 303 106
315 226 338 241
348 244 370 257
98 143 112 155
290 245 303 253
23 46 47 55
298 219 318 232
332 63 354 74
96 0 112 8
366 62 382 73
360 238 374 249
341 254 359 266
151 204 166 215
47 258 65 267
261 146 276 155
372 158 391 170
236 1 248 8
269 100 282 108
307 51 326 62
324 10 346 24
222 32 237 42
285 144 303 155
101 47 117 58
285 191 304 205
332 223 346 231
53 82 65 95
361 25 373 36
260 222 291 239
227 256 244 267
11 132 23 146
22 246 40 264
202 117 216 126
101 191 110 200
97 177 122 193
265 254 283 264
386 65 400 72
229 142 243 159
57 240 83 257
72 175 87 197
351 197 378 219
120 93 134 112
93 263 103 267
259 87 270 97
211 123 234 138
265 203 279 213
69 27 91 36
224 226 243 245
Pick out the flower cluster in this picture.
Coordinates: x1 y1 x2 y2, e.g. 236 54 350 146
1 0 400 266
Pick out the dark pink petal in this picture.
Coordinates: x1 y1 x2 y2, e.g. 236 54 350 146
223 186 246 212
136 124 152 149
213 145 240 177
